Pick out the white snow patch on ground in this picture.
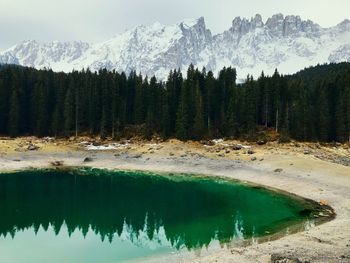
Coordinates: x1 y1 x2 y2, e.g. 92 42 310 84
84 143 130 151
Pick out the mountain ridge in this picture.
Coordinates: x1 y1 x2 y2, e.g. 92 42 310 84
1 14 349 80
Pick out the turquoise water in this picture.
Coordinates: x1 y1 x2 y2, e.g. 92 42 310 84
0 168 314 262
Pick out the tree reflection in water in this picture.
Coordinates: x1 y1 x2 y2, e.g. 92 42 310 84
0 168 309 251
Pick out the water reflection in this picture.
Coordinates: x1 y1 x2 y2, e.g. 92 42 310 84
0 169 308 251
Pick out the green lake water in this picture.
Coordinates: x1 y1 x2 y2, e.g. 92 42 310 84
0 168 315 262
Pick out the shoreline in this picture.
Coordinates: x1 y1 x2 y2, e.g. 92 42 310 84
0 137 350 262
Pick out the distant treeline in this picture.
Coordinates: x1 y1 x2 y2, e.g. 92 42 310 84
0 63 349 142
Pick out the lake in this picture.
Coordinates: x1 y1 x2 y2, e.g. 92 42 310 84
0 168 317 262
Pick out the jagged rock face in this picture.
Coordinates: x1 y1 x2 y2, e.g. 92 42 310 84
0 14 349 80
329 44 350 62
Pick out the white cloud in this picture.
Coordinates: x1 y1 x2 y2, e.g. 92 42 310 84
0 0 349 50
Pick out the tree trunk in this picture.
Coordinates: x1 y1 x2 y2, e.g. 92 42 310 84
75 92 78 138
275 109 279 132
111 110 115 139
265 95 268 127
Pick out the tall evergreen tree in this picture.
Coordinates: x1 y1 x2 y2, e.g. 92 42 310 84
193 82 205 139
225 85 238 137
243 75 257 133
64 87 74 136
111 76 119 138
317 84 330 141
32 82 49 136
134 76 146 125
0 79 7 134
175 85 189 140
8 89 20 137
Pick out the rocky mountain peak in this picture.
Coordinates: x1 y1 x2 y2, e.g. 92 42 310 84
0 14 349 80
195 16 206 28
230 14 265 36
335 19 350 32
179 17 206 30
251 14 264 28
283 15 302 36
265 13 285 36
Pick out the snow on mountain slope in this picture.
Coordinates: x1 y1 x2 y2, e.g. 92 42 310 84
0 40 91 71
1 14 349 80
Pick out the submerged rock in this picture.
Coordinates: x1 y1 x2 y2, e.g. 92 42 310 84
299 208 312 216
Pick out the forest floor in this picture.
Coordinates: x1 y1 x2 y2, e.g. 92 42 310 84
0 136 350 263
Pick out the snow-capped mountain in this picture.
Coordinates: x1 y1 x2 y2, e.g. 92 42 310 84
1 14 349 80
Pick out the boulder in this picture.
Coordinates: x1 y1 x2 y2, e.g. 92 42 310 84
256 140 267 145
231 144 242 150
247 149 255 154
27 144 39 151
270 253 301 263
83 157 93 162
50 160 63 167
200 140 215 146
304 148 311 154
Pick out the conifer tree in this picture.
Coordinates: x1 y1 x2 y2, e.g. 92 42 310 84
50 76 66 136
74 75 79 137
0 79 7 134
64 88 74 136
317 85 330 141
51 105 60 137
193 82 205 139
205 71 215 136
134 77 145 125
243 75 257 133
32 82 48 136
100 107 107 139
145 77 158 133
160 91 170 137
271 69 281 132
111 76 119 139
226 86 238 137
345 86 350 142
8 89 20 137
175 85 189 140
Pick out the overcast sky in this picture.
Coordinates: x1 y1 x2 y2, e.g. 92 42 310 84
1 0 349 50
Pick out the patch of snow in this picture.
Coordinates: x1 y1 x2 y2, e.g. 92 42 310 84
85 143 130 151
212 139 224 144
85 144 118 151
237 144 252 149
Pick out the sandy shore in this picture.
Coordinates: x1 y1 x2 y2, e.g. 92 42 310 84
0 137 350 262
